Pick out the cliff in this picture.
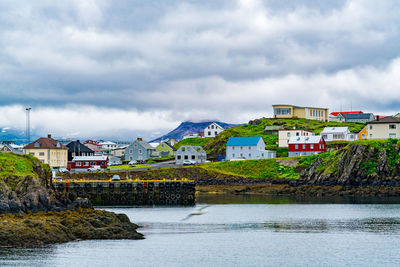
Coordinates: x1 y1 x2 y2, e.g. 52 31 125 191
298 139 400 186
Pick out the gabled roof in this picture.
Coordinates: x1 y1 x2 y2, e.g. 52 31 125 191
330 111 363 116
226 136 262 146
24 137 67 149
66 141 93 153
72 156 108 161
368 116 400 124
289 136 323 144
343 113 374 120
0 144 17 153
99 141 117 145
177 145 206 153
159 141 176 151
135 140 155 150
321 127 349 133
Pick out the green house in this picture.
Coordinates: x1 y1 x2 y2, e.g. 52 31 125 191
156 141 176 156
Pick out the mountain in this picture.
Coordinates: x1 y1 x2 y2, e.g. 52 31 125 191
0 127 33 145
151 121 241 142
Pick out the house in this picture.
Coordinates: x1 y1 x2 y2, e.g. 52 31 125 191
288 136 326 157
203 122 224 137
156 141 176 156
329 111 363 122
272 104 328 121
109 156 122 166
167 138 179 146
0 144 22 154
320 127 357 142
83 140 103 153
395 113 400 119
111 146 127 158
264 126 282 135
183 133 200 139
175 145 207 164
278 129 314 148
367 116 400 139
342 113 374 123
66 140 94 161
358 126 368 140
24 134 68 168
0 141 24 153
225 136 276 161
68 156 108 172
99 141 118 155
124 138 159 162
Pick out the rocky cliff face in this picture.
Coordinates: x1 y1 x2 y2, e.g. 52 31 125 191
0 155 78 214
299 141 400 186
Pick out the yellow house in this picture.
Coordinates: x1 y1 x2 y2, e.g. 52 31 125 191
358 126 368 140
156 141 176 156
272 104 329 121
24 134 68 168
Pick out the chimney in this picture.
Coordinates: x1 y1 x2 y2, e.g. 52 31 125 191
48 134 52 138
77 140 80 143
137 137 143 141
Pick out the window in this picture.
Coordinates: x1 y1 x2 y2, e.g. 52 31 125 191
39 152 45 156
208 131 211 136
310 144 314 149
130 156 133 160
177 155 181 160
287 132 291 137
232 147 235 150
369 125 373 130
34 142 40 148
295 145 298 150
261 153 264 157
184 155 188 160
139 149 142 154
389 124 397 129
134 144 137 148
296 132 299 136
91 162 95 166
232 153 235 157
129 149 133 153
370 134 373 138
76 162 82 166
249 154 251 157
30 152 35 156
302 144 306 149
274 108 291 115
84 162 89 166
248 146 251 150
310 110 312 116
389 133 396 138
362 134 366 138
240 153 243 157
191 155 195 160
240 146 243 150
215 131 218 136
161 144 164 147
211 125 214 129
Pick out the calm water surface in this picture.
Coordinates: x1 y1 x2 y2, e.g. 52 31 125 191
1 195 400 266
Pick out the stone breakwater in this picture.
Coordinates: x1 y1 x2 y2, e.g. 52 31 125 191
0 208 144 247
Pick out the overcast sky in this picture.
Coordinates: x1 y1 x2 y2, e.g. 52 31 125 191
1 0 400 140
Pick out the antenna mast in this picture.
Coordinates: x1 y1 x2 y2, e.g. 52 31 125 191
26 107 31 144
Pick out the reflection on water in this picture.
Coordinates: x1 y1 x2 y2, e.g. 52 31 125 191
2 196 400 266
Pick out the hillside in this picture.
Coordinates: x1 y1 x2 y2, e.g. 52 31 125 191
202 118 366 157
151 121 240 142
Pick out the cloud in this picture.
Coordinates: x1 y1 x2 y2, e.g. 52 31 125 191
0 0 400 139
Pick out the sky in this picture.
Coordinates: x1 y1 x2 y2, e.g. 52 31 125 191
1 0 400 140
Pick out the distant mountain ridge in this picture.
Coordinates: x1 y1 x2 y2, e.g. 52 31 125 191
151 121 241 142
0 127 38 145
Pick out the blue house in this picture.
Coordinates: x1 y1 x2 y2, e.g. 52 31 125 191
225 136 275 161
124 138 159 162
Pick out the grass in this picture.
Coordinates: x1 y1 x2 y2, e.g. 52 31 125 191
200 159 300 179
174 137 213 150
107 165 151 170
0 152 39 178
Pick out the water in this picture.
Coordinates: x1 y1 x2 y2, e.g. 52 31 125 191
1 195 400 266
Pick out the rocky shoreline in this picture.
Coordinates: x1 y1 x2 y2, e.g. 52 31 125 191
0 208 143 247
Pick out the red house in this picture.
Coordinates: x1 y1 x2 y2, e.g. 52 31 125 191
68 156 108 172
288 136 325 157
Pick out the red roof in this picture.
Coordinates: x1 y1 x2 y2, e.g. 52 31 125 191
330 111 363 116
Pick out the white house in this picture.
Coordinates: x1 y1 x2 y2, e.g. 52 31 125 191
225 136 276 161
99 141 118 150
278 129 314 148
175 145 207 164
183 133 200 139
320 127 357 142
204 122 224 138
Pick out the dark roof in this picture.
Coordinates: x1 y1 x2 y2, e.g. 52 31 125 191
66 141 94 153
24 137 67 149
343 113 374 120
368 116 400 124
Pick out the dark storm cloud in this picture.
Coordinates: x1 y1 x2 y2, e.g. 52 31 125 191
1 0 400 138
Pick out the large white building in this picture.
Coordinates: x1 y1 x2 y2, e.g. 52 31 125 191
278 129 314 148
175 145 207 164
225 136 275 161
204 122 225 138
320 127 357 142
367 116 400 139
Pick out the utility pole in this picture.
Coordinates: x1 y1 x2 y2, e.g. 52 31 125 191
26 107 31 144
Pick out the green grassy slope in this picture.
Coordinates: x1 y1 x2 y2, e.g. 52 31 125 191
174 137 213 150
0 153 39 178
203 118 365 157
